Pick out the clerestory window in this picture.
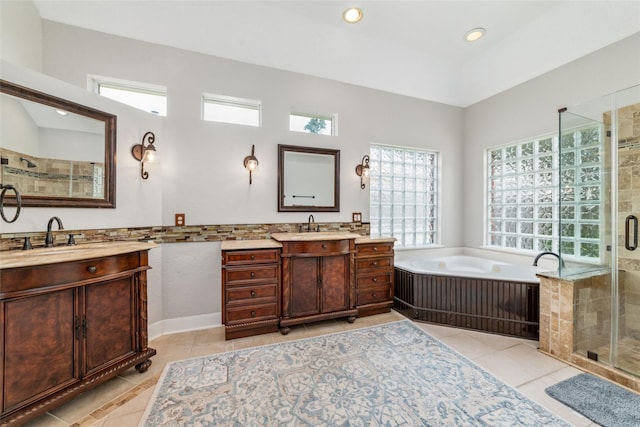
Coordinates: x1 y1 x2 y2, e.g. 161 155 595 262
89 75 167 116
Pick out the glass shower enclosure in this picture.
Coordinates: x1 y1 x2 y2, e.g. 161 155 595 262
559 84 640 378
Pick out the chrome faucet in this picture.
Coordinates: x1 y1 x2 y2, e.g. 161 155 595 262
45 216 64 248
307 214 315 232
533 251 565 269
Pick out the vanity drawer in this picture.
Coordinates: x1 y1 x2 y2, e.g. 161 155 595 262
223 249 280 266
225 303 278 323
1 252 142 294
224 264 280 284
355 243 394 257
226 284 278 304
355 256 393 271
356 271 393 288
356 286 392 306
284 240 351 255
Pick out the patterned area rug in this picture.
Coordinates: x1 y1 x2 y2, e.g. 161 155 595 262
140 320 569 426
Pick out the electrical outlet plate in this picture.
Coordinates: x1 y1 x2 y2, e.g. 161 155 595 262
175 213 185 226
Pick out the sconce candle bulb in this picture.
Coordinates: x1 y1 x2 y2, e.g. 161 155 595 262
244 144 259 184
355 154 370 189
131 131 157 180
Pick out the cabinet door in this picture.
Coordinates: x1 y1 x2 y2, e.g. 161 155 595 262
321 255 349 313
290 257 320 317
83 277 136 375
2 289 79 413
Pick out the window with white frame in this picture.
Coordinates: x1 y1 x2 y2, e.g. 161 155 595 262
486 125 603 260
89 75 167 116
369 144 439 248
289 112 335 135
202 94 261 127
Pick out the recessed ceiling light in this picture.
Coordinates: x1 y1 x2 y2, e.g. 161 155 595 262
464 28 486 42
343 7 363 24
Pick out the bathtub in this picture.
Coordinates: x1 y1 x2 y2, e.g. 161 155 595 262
394 255 543 339
394 255 543 283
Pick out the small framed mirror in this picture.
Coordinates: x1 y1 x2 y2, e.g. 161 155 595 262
0 80 116 208
278 144 340 212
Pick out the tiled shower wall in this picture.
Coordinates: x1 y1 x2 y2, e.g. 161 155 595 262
616 103 640 340
0 148 103 199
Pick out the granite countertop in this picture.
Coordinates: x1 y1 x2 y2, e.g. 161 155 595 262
270 232 362 242
0 241 158 269
354 236 396 244
221 240 283 250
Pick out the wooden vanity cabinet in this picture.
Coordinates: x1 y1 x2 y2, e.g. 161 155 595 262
355 240 395 316
221 246 281 340
0 248 155 426
279 239 357 333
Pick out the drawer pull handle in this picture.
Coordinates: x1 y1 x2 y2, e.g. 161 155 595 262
373 247 378 252
87 266 97 273
250 311 256 317
250 290 256 297
250 272 256 278
322 244 327 249
250 255 256 260
372 277 378 282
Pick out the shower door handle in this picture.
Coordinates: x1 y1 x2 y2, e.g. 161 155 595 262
625 215 638 251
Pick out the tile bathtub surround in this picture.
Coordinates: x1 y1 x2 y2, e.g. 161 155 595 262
0 222 370 251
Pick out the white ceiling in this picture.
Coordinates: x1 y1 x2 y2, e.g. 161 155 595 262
33 0 640 107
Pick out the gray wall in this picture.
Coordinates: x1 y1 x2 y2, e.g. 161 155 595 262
462 32 640 249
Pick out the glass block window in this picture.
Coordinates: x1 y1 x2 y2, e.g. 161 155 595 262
370 145 439 248
289 112 335 136
202 94 261 127
89 75 167 116
487 125 602 260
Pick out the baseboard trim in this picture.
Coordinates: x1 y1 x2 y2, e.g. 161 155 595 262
149 312 222 340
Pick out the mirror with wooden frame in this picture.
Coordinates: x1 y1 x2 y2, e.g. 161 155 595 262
0 80 116 208
278 144 340 212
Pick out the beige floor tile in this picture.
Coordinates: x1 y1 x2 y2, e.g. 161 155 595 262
48 377 136 424
475 342 570 387
22 413 68 427
517 366 594 427
232 332 278 350
91 387 154 427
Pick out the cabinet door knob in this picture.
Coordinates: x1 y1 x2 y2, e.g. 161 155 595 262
372 293 377 298
250 311 256 317
87 266 97 273
373 247 378 251
372 261 378 266
372 277 378 282
250 272 255 278
322 244 327 249
250 255 255 260
250 290 256 297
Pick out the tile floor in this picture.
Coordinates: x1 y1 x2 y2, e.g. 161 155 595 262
24 311 600 426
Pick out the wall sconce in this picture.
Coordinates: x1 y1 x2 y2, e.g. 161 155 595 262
131 131 157 180
244 144 259 184
355 155 370 189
